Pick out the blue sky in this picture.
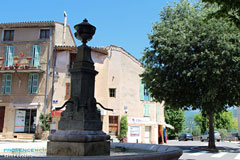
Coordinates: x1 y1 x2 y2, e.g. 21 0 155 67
0 0 176 59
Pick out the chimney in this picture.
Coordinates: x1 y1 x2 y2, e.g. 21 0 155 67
63 11 67 44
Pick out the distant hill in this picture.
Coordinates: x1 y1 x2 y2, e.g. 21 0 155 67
184 108 238 129
184 110 200 129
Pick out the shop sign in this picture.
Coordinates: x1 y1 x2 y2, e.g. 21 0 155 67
130 126 140 137
129 117 150 123
14 110 26 132
52 100 58 104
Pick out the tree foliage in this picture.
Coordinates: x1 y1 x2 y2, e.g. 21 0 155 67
202 0 240 28
194 111 236 133
165 106 185 138
119 115 128 140
141 0 240 148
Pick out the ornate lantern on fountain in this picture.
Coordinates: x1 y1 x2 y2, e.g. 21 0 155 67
47 19 112 156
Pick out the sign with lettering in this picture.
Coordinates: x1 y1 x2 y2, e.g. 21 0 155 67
130 126 140 137
14 110 26 132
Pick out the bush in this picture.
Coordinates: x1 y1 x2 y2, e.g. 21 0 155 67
119 115 128 141
39 113 52 131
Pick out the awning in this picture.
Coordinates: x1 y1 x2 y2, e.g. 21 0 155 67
159 122 174 129
13 103 40 109
51 110 63 117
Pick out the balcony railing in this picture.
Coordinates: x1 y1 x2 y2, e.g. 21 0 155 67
0 57 45 73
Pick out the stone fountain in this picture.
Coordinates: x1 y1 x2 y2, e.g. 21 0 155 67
47 19 110 156
45 19 182 160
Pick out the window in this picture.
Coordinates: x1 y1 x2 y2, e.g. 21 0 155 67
40 29 50 39
157 105 161 123
144 104 150 117
31 45 41 67
28 73 39 94
4 46 14 67
144 84 149 101
1 74 12 94
65 83 71 99
140 80 151 101
14 109 36 133
109 88 116 97
3 30 14 41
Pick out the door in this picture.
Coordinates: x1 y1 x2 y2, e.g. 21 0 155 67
109 116 118 136
144 126 151 143
0 107 5 132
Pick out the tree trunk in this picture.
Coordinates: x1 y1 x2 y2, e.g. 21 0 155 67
208 112 216 149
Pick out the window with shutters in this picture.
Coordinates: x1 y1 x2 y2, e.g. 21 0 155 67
4 46 15 67
65 83 71 99
40 29 50 39
140 80 151 101
28 73 39 94
3 30 14 41
1 74 12 94
31 45 41 67
144 104 150 117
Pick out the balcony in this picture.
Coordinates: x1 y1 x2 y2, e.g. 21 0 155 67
0 65 44 73
0 57 45 73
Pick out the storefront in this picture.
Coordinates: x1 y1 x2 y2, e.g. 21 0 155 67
14 109 36 133
13 103 39 134
128 117 158 144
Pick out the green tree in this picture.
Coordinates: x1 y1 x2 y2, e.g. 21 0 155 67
165 107 185 139
192 126 201 136
194 111 236 133
141 0 240 149
202 0 240 28
194 114 208 134
119 115 128 141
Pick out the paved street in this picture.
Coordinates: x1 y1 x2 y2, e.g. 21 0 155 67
167 140 240 160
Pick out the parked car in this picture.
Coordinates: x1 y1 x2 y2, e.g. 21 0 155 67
178 133 193 141
200 131 221 142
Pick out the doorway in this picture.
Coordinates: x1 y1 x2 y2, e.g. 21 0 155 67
144 126 151 143
109 116 118 136
0 107 5 132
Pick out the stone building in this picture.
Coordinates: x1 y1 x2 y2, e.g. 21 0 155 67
0 20 75 139
52 45 168 144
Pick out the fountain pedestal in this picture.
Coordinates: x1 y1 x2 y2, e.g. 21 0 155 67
47 19 110 156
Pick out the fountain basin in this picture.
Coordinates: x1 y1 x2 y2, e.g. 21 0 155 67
0 142 182 160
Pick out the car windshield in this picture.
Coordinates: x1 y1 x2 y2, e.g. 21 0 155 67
186 133 192 136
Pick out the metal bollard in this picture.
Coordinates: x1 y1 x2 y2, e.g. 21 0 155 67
33 135 35 142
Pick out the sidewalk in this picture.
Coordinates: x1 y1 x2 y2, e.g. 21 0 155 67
0 139 43 143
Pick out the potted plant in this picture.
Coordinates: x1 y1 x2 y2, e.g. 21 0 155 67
39 113 52 140
20 66 24 69
25 65 30 69
31 66 37 69
4 66 8 70
14 63 21 69
9 65 14 70
0 57 5 61
119 115 128 143
14 56 19 61
26 57 32 60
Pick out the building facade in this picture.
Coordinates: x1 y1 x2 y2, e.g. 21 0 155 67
0 20 169 143
0 21 75 139
52 45 167 144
